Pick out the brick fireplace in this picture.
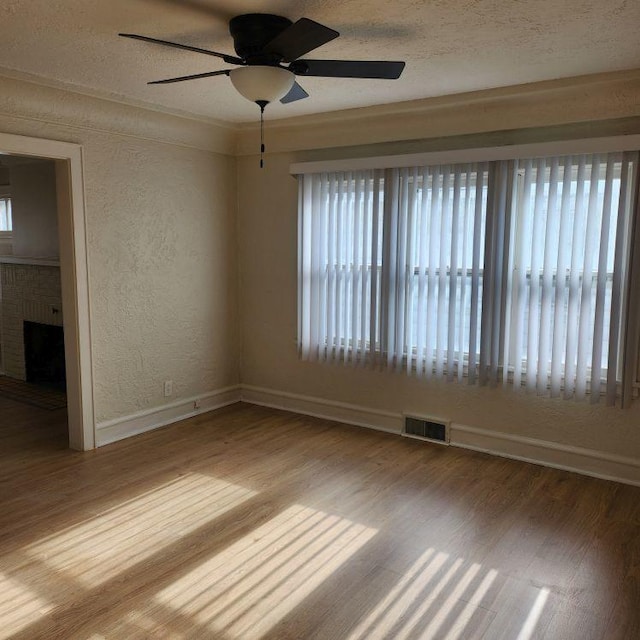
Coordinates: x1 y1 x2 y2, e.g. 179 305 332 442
0 259 63 382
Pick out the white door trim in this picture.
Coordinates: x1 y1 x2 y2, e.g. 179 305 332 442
0 132 95 450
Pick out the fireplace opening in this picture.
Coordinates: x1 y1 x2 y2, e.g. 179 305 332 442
23 321 66 391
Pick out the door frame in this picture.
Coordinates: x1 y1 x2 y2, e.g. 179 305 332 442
0 132 95 450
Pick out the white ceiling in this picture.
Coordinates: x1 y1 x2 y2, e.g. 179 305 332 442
1 0 639 124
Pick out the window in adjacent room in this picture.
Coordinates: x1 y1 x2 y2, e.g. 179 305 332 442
0 197 11 235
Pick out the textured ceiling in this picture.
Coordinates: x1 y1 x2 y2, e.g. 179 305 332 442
0 0 639 124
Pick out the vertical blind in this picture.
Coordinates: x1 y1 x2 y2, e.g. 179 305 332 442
298 170 384 364
382 164 488 380
298 150 640 405
481 153 639 404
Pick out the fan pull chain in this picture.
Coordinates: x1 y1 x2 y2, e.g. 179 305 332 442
260 106 264 169
257 100 268 169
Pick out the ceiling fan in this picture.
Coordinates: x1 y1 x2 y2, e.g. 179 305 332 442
119 13 406 165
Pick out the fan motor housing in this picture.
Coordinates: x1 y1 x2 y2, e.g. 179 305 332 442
229 13 292 64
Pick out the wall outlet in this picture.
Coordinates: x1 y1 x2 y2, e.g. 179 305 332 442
163 380 173 397
194 398 201 410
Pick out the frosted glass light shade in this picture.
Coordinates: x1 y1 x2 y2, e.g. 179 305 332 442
230 66 295 104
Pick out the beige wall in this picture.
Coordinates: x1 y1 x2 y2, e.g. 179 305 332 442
237 73 640 462
2 68 640 461
11 161 59 257
0 75 239 424
85 133 238 423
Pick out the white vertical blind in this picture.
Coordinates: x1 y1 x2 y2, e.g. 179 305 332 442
300 165 488 375
497 152 637 404
298 149 639 406
298 171 384 363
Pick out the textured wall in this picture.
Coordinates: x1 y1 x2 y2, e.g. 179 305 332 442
0 76 239 424
85 132 238 422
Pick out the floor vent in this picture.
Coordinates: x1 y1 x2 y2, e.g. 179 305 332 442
403 415 450 445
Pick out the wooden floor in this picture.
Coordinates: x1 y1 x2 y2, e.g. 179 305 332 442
1 398 639 640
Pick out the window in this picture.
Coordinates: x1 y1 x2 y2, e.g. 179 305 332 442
298 148 640 405
298 170 385 363
0 197 11 234
388 165 488 380
503 156 629 398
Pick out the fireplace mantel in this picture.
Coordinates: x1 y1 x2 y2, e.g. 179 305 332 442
0 256 60 267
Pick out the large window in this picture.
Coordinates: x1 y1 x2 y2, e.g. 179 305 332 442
298 149 640 405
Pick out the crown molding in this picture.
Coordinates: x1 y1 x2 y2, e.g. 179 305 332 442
236 68 640 156
0 69 237 155
1 66 639 158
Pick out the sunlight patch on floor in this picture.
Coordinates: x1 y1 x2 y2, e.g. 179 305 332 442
413 563 483 638
0 572 54 640
155 503 378 639
516 586 550 640
442 568 498 640
25 474 256 587
347 548 444 639
348 549 468 640
346 548 548 640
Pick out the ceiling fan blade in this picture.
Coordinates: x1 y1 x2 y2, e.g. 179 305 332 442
292 59 405 79
119 33 243 65
148 69 230 84
280 81 309 104
264 18 338 63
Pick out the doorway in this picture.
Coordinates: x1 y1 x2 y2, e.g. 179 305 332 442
0 133 94 450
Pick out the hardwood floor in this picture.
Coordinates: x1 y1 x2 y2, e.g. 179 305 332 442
1 398 639 639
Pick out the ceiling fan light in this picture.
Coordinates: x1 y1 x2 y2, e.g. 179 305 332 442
229 65 295 104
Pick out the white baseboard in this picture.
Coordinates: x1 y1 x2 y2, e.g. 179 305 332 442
451 424 640 487
94 382 640 487
95 385 241 447
240 385 403 434
239 384 640 487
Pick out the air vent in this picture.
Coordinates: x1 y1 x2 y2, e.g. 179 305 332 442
403 415 449 445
